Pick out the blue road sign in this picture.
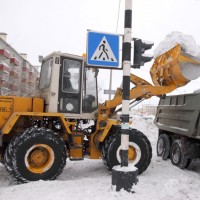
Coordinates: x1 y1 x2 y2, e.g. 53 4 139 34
87 31 119 68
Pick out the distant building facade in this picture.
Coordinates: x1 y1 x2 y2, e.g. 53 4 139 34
142 104 157 115
134 104 157 116
0 33 39 96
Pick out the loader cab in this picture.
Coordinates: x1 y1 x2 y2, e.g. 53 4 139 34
38 52 98 119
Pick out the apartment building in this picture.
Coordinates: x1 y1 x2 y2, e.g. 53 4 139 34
0 33 39 96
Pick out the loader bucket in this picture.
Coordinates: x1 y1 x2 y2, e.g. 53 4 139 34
150 44 200 88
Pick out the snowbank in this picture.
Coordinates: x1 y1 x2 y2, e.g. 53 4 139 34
154 31 200 58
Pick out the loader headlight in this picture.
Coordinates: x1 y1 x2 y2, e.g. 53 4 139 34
66 103 74 111
60 97 79 113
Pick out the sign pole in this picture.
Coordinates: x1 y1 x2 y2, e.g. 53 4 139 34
109 69 113 100
112 0 138 193
121 0 132 168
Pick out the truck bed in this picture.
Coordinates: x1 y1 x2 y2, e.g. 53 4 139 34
154 92 200 138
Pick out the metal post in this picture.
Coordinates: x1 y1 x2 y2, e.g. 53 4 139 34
121 0 132 167
112 0 138 193
109 69 113 100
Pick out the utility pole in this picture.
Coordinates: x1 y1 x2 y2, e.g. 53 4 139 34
121 0 132 168
112 0 138 193
109 69 113 100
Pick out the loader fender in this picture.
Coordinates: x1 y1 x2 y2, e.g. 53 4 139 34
98 120 120 142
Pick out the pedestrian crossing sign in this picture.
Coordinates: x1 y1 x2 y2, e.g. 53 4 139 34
87 31 120 68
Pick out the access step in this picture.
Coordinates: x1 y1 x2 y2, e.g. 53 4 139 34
69 133 84 160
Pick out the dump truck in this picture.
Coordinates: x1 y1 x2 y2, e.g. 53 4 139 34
154 91 200 169
0 44 200 183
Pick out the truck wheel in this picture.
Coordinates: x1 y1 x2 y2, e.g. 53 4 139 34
170 139 190 169
157 134 170 160
4 128 67 183
103 128 152 175
179 156 191 169
170 139 182 167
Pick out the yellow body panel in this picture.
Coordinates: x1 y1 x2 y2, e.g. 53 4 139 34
0 96 71 135
69 134 84 159
89 133 102 159
33 98 44 112
0 96 44 130
1 112 71 135
12 97 33 112
0 98 13 130
70 148 83 159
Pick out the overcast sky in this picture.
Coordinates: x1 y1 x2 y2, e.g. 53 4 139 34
1 0 200 102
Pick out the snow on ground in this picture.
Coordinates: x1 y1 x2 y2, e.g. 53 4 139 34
1 115 200 200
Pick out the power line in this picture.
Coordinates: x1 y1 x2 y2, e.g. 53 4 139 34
115 0 121 33
108 0 122 101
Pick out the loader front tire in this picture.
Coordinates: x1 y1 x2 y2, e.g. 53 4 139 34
4 128 67 183
103 128 152 175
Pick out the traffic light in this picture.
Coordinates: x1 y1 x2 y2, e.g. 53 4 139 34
133 38 154 68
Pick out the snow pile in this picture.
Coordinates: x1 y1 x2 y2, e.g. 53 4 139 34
154 31 200 58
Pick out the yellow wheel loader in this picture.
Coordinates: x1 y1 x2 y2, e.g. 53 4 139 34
0 44 200 183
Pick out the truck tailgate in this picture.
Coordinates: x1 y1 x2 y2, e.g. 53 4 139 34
154 93 200 138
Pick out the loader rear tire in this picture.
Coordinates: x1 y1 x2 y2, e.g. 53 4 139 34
4 128 67 183
103 128 152 175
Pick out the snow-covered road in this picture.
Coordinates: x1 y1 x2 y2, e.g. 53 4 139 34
0 115 200 200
